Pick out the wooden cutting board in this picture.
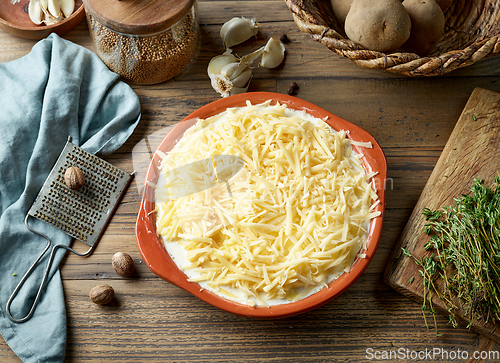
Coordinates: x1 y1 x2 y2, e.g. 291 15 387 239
384 87 500 342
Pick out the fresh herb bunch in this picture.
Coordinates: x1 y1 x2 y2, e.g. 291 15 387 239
403 176 500 335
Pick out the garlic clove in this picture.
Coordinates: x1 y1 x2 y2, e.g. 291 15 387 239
28 0 43 25
43 13 63 25
59 0 74 18
230 67 252 88
228 47 263 82
29 0 70 26
239 46 265 66
229 72 252 96
220 62 241 80
207 50 238 76
40 3 51 21
220 17 260 49
260 37 286 69
47 0 61 18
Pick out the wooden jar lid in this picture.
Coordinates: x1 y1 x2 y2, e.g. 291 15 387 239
83 0 196 35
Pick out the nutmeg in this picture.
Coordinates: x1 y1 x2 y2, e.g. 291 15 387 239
112 252 135 277
64 166 85 190
89 284 114 305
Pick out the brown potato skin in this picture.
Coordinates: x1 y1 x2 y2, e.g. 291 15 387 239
402 0 445 56
345 0 412 53
330 0 354 25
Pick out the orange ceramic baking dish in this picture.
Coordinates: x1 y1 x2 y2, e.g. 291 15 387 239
135 92 387 318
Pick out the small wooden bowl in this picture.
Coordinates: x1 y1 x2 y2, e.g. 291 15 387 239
135 92 387 318
0 0 84 40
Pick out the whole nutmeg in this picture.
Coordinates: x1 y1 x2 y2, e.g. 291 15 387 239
89 284 114 305
64 166 85 190
112 252 135 277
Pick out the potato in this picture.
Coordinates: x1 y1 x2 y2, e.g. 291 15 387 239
344 0 412 53
330 0 354 25
402 0 445 56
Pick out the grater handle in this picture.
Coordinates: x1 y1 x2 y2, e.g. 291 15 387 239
5 215 93 324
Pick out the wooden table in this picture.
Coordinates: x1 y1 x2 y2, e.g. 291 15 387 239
2 1 500 362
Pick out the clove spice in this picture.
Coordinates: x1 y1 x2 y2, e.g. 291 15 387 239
287 82 299 95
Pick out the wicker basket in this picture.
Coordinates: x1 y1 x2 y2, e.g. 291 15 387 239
285 0 500 76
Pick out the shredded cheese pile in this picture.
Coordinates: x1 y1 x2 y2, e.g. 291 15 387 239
154 100 380 306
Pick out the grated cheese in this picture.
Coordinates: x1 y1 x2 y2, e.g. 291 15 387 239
154 100 380 306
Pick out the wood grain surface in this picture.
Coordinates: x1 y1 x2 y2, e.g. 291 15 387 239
384 87 500 343
1 1 500 362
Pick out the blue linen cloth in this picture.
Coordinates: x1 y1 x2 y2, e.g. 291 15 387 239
0 34 141 362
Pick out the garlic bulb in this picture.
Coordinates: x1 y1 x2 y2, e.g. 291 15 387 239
220 17 260 49
28 0 43 25
260 37 286 69
208 50 262 98
28 0 75 26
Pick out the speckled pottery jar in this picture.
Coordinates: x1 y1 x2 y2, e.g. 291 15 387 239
83 0 199 85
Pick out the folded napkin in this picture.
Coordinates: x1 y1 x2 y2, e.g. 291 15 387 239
0 34 141 362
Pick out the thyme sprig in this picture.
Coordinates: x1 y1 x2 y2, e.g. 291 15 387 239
403 176 500 334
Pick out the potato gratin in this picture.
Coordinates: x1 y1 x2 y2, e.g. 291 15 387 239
154 100 380 306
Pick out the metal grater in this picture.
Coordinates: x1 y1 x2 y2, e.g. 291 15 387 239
6 137 134 323
28 137 134 246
